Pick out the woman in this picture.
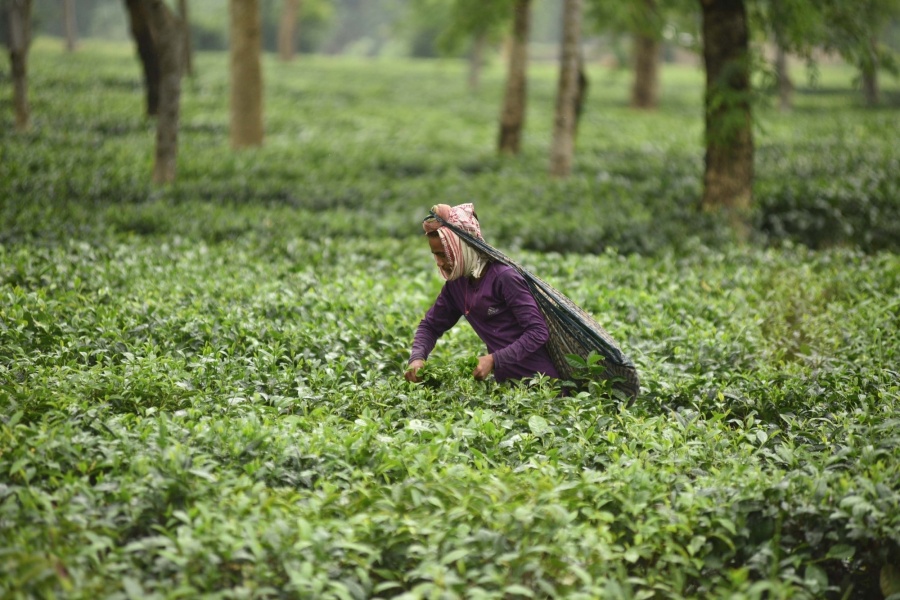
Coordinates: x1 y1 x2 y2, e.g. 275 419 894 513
405 203 560 383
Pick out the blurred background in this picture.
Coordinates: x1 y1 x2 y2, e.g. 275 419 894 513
26 0 900 66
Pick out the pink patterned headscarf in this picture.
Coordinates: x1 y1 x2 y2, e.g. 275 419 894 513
423 203 487 281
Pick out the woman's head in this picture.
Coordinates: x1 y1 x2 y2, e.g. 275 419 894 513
423 204 483 239
427 232 453 278
422 203 487 281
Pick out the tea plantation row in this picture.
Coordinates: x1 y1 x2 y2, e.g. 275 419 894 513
2 233 898 598
2 39 899 254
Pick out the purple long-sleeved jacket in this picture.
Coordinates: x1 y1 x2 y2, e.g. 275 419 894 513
409 263 560 382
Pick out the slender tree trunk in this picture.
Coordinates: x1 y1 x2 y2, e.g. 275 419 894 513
63 0 77 52
178 0 193 76
8 0 33 132
862 69 878 107
573 50 588 135
630 0 659 109
124 0 160 117
146 0 184 184
861 36 879 107
699 0 753 233
498 0 531 155
549 0 583 177
468 31 486 92
774 39 792 112
631 32 659 108
230 0 264 148
278 0 300 61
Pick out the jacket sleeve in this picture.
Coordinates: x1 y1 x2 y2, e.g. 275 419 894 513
490 270 550 371
409 285 462 364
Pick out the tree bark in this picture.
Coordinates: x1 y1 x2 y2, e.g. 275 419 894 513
699 0 753 232
861 35 879 107
498 0 531 155
861 69 878 107
631 0 659 109
278 0 300 61
230 0 264 148
573 50 588 135
7 0 32 132
178 0 193 76
145 0 184 184
63 0 77 52
774 40 792 112
631 32 659 109
549 0 583 177
124 0 160 117
468 31 486 92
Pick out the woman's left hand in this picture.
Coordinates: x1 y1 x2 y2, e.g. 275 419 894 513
473 354 494 380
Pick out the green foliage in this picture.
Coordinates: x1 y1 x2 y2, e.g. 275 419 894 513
818 0 900 76
585 0 698 42
406 0 511 58
750 0 900 97
6 39 899 254
0 41 898 599
416 357 480 388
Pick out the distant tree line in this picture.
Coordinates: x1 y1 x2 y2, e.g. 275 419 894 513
4 0 900 236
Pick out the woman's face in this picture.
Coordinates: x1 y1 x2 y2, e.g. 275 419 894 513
428 235 453 278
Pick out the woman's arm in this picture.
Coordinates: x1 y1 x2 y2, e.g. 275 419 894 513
489 270 550 372
408 285 463 369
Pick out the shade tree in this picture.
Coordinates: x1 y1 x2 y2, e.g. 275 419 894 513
63 0 77 51
698 0 899 229
123 0 185 184
499 0 533 155
698 0 753 232
406 0 512 91
124 0 161 116
3 0 33 132
550 0 584 177
278 0 301 61
178 0 192 76
817 0 900 106
585 0 697 110
230 0 264 148
276 0 335 60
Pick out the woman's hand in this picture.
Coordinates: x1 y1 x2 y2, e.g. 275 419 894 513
473 354 494 380
405 359 425 383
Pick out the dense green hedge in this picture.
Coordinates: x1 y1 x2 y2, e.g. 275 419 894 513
2 40 899 255
1 234 898 598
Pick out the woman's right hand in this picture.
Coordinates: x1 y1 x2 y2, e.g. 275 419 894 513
405 359 425 383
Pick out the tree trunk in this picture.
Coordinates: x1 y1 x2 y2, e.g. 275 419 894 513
146 0 184 184
468 31 486 92
178 0 193 76
699 0 753 233
775 40 792 112
862 69 878 107
278 0 300 61
124 0 160 117
230 0 264 148
63 0 77 52
573 50 588 135
498 0 531 155
630 0 659 109
549 0 583 177
7 0 32 132
631 29 659 108
861 36 879 107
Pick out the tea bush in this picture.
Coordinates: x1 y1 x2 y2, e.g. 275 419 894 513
3 40 899 254
1 40 898 599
